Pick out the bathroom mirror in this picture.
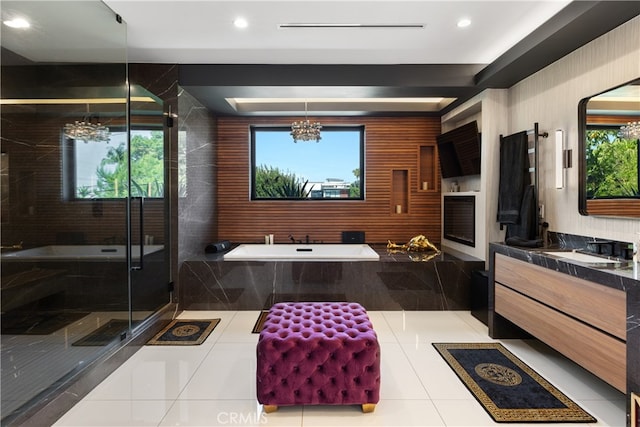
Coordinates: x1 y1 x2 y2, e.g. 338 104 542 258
578 78 640 218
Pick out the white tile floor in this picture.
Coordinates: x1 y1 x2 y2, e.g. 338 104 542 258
53 311 626 427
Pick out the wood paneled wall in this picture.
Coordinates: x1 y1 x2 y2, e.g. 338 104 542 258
217 116 442 244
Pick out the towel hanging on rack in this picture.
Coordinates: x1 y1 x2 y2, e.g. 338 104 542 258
505 184 542 247
497 131 529 225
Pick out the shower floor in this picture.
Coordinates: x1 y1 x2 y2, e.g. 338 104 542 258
0 310 151 421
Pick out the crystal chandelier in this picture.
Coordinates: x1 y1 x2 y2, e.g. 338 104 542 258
291 101 321 143
619 121 640 140
64 115 110 143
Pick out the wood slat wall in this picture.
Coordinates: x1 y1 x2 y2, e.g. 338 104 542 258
217 116 442 244
1 113 166 247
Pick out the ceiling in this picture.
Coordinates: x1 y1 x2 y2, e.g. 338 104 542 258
2 1 639 116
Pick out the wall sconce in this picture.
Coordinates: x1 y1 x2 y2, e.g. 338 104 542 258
555 129 572 189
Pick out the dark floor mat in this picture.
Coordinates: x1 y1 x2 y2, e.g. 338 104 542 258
147 319 220 345
72 319 132 346
252 311 270 334
433 343 596 423
1 311 90 335
262 293 347 310
377 271 431 290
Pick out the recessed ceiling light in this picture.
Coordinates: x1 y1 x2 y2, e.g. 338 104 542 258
233 17 248 29
3 18 30 29
457 18 471 28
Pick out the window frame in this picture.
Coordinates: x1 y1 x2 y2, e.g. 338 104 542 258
63 125 165 200
250 125 365 201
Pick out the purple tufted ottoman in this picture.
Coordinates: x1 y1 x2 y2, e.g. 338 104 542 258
256 302 380 413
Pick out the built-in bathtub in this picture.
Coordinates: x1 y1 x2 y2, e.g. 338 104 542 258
2 245 164 261
1 245 166 312
183 245 485 310
223 243 380 262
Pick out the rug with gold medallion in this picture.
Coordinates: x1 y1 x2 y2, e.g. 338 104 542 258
147 319 220 345
433 342 596 423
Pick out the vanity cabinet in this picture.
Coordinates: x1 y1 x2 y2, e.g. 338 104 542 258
493 253 626 392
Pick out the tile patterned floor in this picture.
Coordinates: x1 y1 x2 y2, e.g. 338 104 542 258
53 311 626 426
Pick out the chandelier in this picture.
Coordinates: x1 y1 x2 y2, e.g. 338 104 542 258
64 115 110 143
619 121 640 140
291 101 321 143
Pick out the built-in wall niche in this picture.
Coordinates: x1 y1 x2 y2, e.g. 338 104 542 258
418 145 437 192
391 169 409 214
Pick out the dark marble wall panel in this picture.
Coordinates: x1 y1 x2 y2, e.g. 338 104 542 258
177 88 217 284
178 248 484 311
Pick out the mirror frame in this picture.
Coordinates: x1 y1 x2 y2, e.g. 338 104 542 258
578 78 640 218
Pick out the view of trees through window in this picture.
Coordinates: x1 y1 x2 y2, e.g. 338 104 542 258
251 126 364 200
585 127 639 198
73 129 165 199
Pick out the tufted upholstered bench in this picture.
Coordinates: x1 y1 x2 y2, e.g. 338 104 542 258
256 302 380 413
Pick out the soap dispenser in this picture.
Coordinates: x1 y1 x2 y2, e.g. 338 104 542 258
634 232 640 264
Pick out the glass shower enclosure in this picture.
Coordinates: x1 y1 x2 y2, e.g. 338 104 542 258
0 1 171 422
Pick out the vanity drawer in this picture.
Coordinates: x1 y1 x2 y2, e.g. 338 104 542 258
495 284 626 392
494 253 626 340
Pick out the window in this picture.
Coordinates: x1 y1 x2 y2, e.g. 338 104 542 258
585 126 639 199
251 126 364 200
66 128 165 199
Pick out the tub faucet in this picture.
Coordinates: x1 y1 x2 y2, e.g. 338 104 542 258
1 241 23 250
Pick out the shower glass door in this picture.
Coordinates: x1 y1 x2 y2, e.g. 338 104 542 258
0 1 170 423
129 89 171 321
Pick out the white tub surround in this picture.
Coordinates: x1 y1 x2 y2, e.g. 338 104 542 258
223 244 380 262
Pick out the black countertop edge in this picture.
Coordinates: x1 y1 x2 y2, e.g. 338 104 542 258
489 242 639 292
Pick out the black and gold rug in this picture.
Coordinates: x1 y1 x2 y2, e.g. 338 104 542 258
147 319 220 345
252 311 270 334
262 293 347 310
433 343 596 423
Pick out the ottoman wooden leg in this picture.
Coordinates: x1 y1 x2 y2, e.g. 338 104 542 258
263 405 278 413
362 403 376 413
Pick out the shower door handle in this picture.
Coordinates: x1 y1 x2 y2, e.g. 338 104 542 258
131 196 144 271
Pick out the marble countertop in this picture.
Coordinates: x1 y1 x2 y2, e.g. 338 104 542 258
490 242 639 292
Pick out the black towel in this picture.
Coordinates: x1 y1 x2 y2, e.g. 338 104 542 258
497 131 530 225
505 184 542 246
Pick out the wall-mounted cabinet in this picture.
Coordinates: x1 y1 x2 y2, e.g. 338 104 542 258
391 169 409 214
418 145 437 192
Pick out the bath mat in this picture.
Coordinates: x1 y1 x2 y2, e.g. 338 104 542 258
433 343 596 423
72 319 131 346
252 310 270 334
147 319 220 345
262 293 347 310
2 310 90 335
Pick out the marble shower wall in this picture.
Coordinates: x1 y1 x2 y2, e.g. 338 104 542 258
177 88 217 269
